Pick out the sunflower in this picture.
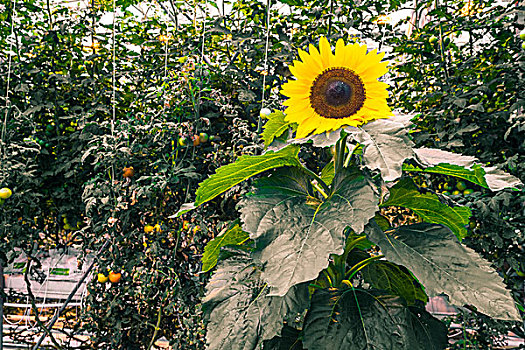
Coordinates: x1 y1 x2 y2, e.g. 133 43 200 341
281 37 392 138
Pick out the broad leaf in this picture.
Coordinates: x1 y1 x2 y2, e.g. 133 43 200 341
413 148 522 191
362 261 428 306
403 163 488 188
366 222 521 321
195 145 302 206
263 325 304 350
238 167 378 296
381 178 471 239
347 118 415 182
202 223 249 273
203 248 309 350
261 111 295 148
319 161 335 186
292 129 342 147
302 288 447 350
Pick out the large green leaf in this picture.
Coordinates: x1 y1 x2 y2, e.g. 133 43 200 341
203 248 309 350
381 178 471 239
261 111 295 148
366 222 521 321
412 148 523 191
195 145 302 206
201 223 250 273
362 261 428 306
238 167 378 296
263 325 304 350
347 117 415 182
302 288 447 350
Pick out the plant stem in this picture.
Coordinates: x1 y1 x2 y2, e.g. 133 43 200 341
346 255 384 280
334 134 348 174
147 304 163 350
301 166 331 196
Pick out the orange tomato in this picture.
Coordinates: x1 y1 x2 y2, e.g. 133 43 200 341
122 167 135 178
109 271 122 283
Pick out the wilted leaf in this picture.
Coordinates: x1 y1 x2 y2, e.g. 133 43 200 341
381 178 471 239
201 223 250 272
348 118 415 182
203 248 309 350
195 145 302 206
238 167 378 296
366 222 521 321
302 288 447 350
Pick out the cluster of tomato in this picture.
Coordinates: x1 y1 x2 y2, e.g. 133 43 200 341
178 132 220 147
97 270 122 284
519 29 525 50
0 187 13 205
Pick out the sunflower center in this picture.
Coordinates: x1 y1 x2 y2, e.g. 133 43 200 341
310 67 366 119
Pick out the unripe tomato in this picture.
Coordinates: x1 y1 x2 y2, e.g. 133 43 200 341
429 35 438 44
0 188 13 199
109 271 122 283
522 42 525 50
456 181 467 191
97 273 109 283
520 29 525 40
452 190 461 196
463 189 474 196
178 136 188 147
199 132 209 143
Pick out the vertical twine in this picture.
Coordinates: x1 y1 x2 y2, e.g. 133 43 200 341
257 0 271 134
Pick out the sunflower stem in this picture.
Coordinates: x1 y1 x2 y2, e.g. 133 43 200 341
334 134 347 174
311 180 328 199
301 167 331 196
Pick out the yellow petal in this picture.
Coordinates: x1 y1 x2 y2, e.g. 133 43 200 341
334 39 347 66
289 60 317 82
319 36 334 68
307 44 325 71
281 80 311 97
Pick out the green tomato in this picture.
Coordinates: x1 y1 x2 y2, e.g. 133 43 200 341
443 182 454 191
442 191 451 196
452 190 461 196
520 29 525 40
38 139 45 146
463 189 474 196
522 42 525 50
46 124 54 132
456 181 467 191
199 132 209 143
429 35 438 44
178 136 188 147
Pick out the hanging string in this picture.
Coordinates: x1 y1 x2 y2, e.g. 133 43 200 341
1 0 17 152
110 0 116 184
257 0 271 134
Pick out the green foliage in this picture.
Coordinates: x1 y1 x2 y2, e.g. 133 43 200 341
348 117 415 182
202 248 309 350
366 222 521 321
195 145 302 207
302 288 447 350
238 167 378 296
381 177 471 239
362 261 428 306
202 223 250 273
261 111 296 148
